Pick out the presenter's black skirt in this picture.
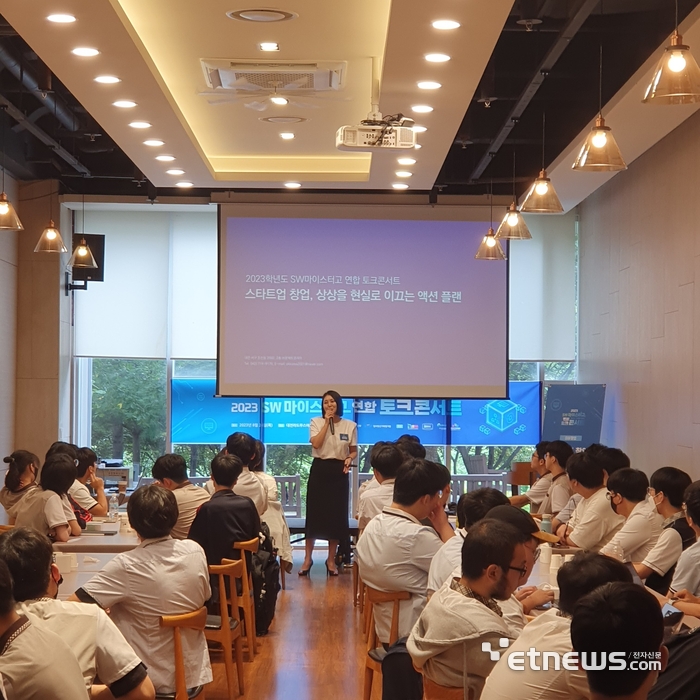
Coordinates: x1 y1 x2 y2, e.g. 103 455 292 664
305 457 349 540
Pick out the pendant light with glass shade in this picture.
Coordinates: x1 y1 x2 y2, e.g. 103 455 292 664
643 0 700 104
572 37 626 171
0 106 23 231
496 152 531 240
520 113 563 213
475 184 506 260
68 195 98 269
34 186 67 253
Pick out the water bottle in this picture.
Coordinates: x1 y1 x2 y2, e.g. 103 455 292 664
541 514 552 534
109 494 119 521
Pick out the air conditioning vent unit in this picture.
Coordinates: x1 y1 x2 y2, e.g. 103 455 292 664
201 60 346 92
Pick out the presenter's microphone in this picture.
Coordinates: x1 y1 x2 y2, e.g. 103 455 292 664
329 418 335 435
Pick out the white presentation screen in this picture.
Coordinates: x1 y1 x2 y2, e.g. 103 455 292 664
218 208 508 398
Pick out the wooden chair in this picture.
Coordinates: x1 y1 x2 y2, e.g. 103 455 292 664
0 525 13 533
363 586 411 700
157 607 208 700
233 538 260 660
423 677 471 700
206 561 245 698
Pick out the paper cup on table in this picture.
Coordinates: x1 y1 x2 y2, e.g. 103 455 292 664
54 553 72 575
564 554 575 563
69 553 78 570
549 554 563 573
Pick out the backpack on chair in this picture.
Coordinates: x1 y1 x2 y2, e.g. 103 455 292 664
251 522 281 636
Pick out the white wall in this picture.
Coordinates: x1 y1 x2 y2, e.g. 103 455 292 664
579 108 700 477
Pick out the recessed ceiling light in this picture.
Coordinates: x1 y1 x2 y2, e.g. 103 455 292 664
95 75 121 84
280 132 295 140
395 171 413 178
47 13 76 23
260 42 279 51
72 47 99 57
176 182 194 188
270 96 288 105
412 105 433 113
227 9 297 22
143 139 164 146
392 183 409 190
417 81 441 90
155 155 175 161
413 125 428 133
260 116 307 123
113 100 137 108
129 121 151 129
425 53 450 63
397 158 416 165
284 182 301 188
166 169 185 176
432 20 460 30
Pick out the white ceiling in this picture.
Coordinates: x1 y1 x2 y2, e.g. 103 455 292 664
0 0 514 190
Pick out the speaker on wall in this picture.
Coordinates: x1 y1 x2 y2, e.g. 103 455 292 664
71 234 105 282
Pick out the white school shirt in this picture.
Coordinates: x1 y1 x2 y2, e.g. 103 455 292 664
18 598 142 690
68 480 98 511
600 498 662 563
357 479 395 531
171 483 210 539
525 473 553 508
80 537 212 694
481 609 590 700
355 507 443 643
233 467 268 516
568 487 624 552
10 489 68 537
538 473 572 516
670 538 700 595
427 530 466 594
555 493 582 525
310 417 357 460
641 527 683 577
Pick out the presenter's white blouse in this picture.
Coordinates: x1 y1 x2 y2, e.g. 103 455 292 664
310 417 357 460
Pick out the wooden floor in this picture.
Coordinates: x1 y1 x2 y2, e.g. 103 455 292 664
205 551 378 700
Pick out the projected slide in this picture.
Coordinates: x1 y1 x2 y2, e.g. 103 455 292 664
218 215 508 398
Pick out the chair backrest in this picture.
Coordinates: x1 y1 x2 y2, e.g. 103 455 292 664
274 475 301 518
233 537 259 591
365 586 411 646
0 525 14 533
423 676 468 700
160 607 207 700
210 560 243 625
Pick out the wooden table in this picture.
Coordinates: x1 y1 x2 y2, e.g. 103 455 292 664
53 530 139 553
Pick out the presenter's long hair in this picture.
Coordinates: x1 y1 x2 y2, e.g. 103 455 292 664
321 390 344 417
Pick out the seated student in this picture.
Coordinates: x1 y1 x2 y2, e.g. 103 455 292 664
538 440 574 518
0 558 89 700
482 552 633 700
9 454 81 541
407 519 529 697
395 434 427 460
209 433 267 516
71 485 212 696
571 582 667 700
0 527 155 700
427 488 509 594
633 467 695 594
356 458 454 643
68 447 108 518
152 453 210 539
600 468 662 563
509 442 552 510
484 505 559 633
357 442 404 530
0 450 38 515
561 451 624 551
188 453 261 571
669 480 700 596
250 440 293 571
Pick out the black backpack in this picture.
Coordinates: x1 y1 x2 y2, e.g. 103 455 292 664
251 522 281 636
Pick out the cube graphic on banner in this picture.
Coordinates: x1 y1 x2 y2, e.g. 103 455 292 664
484 400 519 432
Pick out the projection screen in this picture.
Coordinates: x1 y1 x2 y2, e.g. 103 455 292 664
218 205 508 398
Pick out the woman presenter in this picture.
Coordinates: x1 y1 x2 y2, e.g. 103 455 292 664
300 390 357 577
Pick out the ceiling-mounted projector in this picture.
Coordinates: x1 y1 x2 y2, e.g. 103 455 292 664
336 112 417 151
